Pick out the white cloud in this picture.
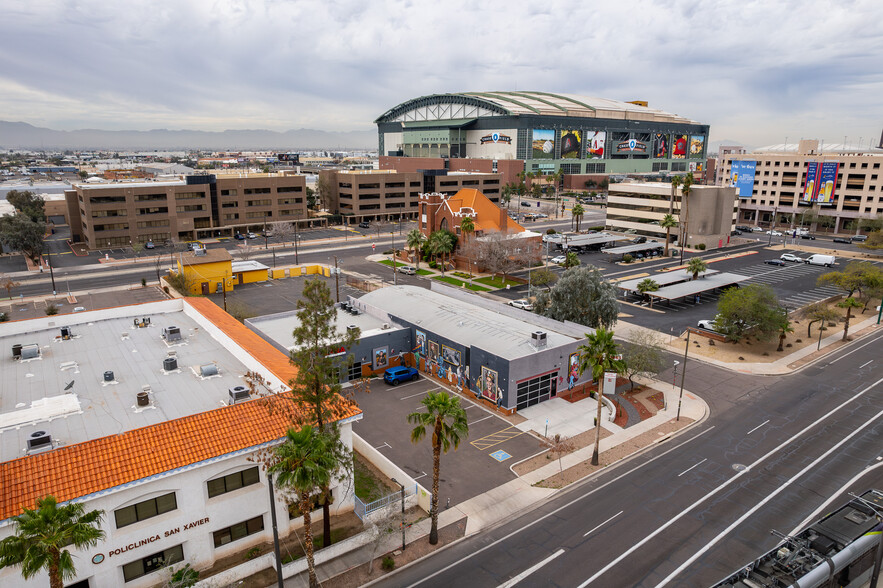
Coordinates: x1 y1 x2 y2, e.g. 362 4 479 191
1 0 881 146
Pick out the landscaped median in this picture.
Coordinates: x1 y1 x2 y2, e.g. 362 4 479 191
431 275 491 291
376 259 433 275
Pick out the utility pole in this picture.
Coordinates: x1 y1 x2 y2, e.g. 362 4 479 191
294 220 299 265
676 331 690 421
46 244 56 295
267 474 284 588
334 256 340 302
391 231 397 285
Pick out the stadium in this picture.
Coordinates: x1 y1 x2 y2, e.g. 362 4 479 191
375 91 710 176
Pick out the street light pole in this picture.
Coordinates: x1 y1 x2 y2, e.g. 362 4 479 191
267 474 284 588
676 331 690 421
391 231 397 285
334 256 340 302
391 478 406 552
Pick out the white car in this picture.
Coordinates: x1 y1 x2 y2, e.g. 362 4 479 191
397 265 417 275
780 253 803 263
550 255 567 264
697 319 718 331
751 226 764 232
765 230 783 236
508 299 533 311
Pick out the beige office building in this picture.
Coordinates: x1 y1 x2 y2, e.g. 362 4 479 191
606 182 738 249
718 140 883 234
65 172 308 248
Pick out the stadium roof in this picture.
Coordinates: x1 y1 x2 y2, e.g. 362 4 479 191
375 92 700 125
754 142 883 154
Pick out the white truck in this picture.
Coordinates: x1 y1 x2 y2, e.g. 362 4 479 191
804 254 835 267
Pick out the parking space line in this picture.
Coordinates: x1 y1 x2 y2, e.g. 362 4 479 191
470 415 494 425
471 426 525 450
399 387 438 400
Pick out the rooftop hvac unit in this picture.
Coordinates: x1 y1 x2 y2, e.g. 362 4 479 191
20 344 40 360
163 357 178 371
229 385 250 404
12 343 22 359
27 430 52 451
136 391 150 406
200 364 219 377
347 325 358 334
382 323 390 330
532 331 547 348
162 326 182 342
103 371 115 382
60 327 72 340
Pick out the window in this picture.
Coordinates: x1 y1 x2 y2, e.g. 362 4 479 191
212 516 264 548
207 466 260 498
135 193 167 202
175 192 205 200
114 493 177 528
244 187 271 195
246 199 272 207
89 196 126 204
516 372 557 410
277 186 302 193
220 189 237 196
122 544 184 582
176 204 206 213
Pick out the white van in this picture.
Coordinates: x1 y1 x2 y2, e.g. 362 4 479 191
804 254 835 267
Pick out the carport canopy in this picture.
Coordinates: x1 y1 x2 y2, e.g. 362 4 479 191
601 241 666 255
616 269 719 294
648 272 750 301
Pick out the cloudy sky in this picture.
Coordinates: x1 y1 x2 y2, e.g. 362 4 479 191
2 0 881 148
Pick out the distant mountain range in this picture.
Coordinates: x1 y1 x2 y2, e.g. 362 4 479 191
0 121 377 151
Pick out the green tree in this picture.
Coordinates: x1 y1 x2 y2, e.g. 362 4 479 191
563 250 580 269
305 186 318 209
5 190 45 222
406 229 426 269
775 310 794 352
837 297 863 342
0 213 46 266
660 213 678 257
669 175 681 215
408 390 468 545
858 214 883 233
685 256 708 280
621 329 666 391
282 278 361 547
428 230 455 276
550 169 564 218
817 261 883 298
460 217 476 275
501 183 514 210
797 301 840 338
534 266 619 329
636 278 660 307
0 496 105 588
577 328 625 465
269 426 348 588
571 203 585 232
858 231 883 250
530 267 557 291
680 173 694 248
715 283 783 342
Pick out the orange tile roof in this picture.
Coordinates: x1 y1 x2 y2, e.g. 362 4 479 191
0 299 361 521
446 188 525 233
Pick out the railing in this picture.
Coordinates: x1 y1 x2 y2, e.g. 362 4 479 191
354 484 417 521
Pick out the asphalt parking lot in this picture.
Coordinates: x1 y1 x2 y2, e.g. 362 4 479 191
350 376 542 506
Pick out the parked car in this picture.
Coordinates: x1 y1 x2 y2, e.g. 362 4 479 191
359 221 370 228
397 265 417 275
144 241 155 249
735 225 753 232
536 213 549 218
631 236 647 244
751 226 764 232
246 232 257 239
800 233 816 240
764 259 786 266
851 234 868 242
383 366 419 385
805 254 835 267
697 319 719 331
780 253 803 263
833 237 852 244
550 255 567 264
508 299 533 311
731 230 743 236
765 230 783 236
520 201 532 207
234 233 245 240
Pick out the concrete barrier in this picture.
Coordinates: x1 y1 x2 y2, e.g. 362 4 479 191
352 433 431 513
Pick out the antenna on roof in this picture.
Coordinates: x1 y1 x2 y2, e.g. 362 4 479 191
64 380 75 391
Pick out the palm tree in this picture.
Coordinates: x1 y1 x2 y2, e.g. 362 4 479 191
563 251 580 269
501 183 514 210
460 217 475 276
577 328 625 466
551 169 564 218
0 496 105 588
406 229 425 269
571 203 585 232
686 256 708 280
429 231 455 276
680 173 694 250
660 213 678 257
776 313 794 352
837 297 863 341
669 175 681 215
636 278 660 307
269 426 345 588
408 390 468 545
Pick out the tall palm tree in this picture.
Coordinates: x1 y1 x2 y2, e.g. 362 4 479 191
406 229 425 269
571 203 585 232
460 217 475 276
0 496 105 588
680 173 694 250
429 231 455 276
563 251 580 269
837 297 863 341
551 169 564 218
408 390 468 545
686 256 708 280
669 175 681 215
269 426 345 588
577 328 625 466
636 278 660 307
776 312 794 352
660 213 678 257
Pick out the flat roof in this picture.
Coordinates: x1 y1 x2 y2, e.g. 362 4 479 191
548 233 629 246
231 260 269 273
616 269 719 292
601 241 665 254
649 272 749 300
358 285 580 360
249 308 398 352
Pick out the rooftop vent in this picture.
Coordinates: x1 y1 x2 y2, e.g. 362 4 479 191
382 323 390 330
194 248 206 256
134 317 150 328
12 343 22 359
162 326 182 342
200 364 219 377
136 391 150 407
532 331 547 349
20 344 41 360
60 327 73 340
27 430 52 451
229 385 250 404
103 370 115 382
163 357 178 371
347 325 358 334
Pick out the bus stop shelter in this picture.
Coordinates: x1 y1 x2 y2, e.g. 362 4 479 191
647 272 750 305
616 269 719 295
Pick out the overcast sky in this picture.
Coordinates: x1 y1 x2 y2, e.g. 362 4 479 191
2 0 881 148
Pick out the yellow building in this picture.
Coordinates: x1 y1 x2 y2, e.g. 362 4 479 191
176 248 235 295
231 260 271 285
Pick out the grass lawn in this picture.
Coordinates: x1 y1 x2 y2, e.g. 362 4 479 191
473 275 521 288
431 276 491 291
416 269 433 276
354 453 392 503
377 259 405 268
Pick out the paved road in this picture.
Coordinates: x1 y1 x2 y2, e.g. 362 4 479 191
375 329 883 588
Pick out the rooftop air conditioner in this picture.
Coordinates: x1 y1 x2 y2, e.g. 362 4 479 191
20 344 41 360
532 331 547 349
229 385 250 404
382 323 390 330
27 430 52 451
162 326 182 342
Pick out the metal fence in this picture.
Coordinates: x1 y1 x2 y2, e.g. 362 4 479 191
354 484 417 522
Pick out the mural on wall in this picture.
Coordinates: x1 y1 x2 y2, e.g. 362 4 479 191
586 131 605 159
560 130 582 159
372 346 388 370
413 329 427 368
441 344 461 367
429 341 439 366
532 129 555 159
568 352 580 389
652 133 668 158
672 134 688 159
478 366 503 405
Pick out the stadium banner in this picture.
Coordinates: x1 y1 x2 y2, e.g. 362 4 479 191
613 137 648 155
652 133 668 158
672 134 688 158
816 162 840 204
586 131 605 159
532 129 555 159
802 162 821 202
730 160 757 199
560 130 582 159
689 135 705 158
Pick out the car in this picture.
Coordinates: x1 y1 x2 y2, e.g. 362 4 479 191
536 213 549 218
851 234 868 242
624 229 638 234
800 233 816 240
764 259 786 266
550 255 567 264
144 241 155 249
234 233 246 240
731 230 742 236
246 232 257 239
765 230 783 236
735 225 753 232
508 299 533 311
521 201 532 207
397 265 417 275
631 236 647 244
751 226 764 232
359 221 370 228
383 366 419 385
697 319 718 331
833 237 852 244
780 253 803 262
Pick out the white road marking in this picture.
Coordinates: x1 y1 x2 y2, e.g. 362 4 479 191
576 374 883 588
677 458 707 477
746 420 770 435
412 471 427 481
400 389 433 400
860 360 874 369
470 415 494 425
496 549 566 588
827 331 883 365
374 442 390 450
583 511 623 537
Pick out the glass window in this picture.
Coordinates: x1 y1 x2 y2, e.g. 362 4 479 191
114 493 177 528
122 544 184 582
212 516 264 548
207 466 260 498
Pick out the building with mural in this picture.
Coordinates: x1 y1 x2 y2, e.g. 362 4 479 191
375 92 709 183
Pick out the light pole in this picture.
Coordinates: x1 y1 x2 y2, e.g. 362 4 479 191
676 331 690 421
391 478 406 552
668 360 679 411
391 231 397 285
267 474 284 588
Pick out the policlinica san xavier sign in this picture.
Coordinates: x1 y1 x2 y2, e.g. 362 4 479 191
90 517 210 564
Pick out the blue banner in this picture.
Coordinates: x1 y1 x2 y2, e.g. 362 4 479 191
803 162 821 202
730 160 756 199
816 162 840 204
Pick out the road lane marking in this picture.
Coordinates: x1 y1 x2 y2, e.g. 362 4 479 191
860 360 874 369
374 442 390 450
404 425 716 588
575 374 883 588
746 420 769 435
496 549 565 588
584 511 623 537
677 458 707 477
826 331 883 365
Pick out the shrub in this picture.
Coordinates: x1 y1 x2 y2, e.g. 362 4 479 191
428 261 438 269
546 228 557 235
245 547 261 560
382 249 394 255
622 254 633 263
695 243 706 250
0 312 8 322
141 277 147 287
45 303 58 316
382 556 396 571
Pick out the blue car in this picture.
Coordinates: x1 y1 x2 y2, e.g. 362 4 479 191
383 366 419 385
